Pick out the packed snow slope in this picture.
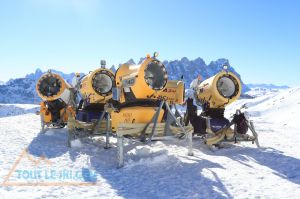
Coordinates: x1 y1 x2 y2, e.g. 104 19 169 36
0 87 300 199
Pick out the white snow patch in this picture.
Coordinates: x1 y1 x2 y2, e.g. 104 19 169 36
0 104 39 117
71 139 82 148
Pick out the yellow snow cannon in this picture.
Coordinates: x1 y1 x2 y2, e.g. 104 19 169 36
195 70 242 109
36 70 75 131
66 61 116 148
111 53 185 132
186 68 259 147
75 61 115 123
111 54 193 167
115 53 168 103
110 79 185 132
79 67 115 105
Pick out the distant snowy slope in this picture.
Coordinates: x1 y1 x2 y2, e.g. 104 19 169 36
247 83 289 89
227 86 300 121
0 104 39 118
236 87 300 129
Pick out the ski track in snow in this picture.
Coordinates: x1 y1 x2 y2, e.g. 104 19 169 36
0 88 300 199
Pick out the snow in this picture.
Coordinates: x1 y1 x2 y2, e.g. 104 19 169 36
0 87 300 198
0 104 39 118
70 139 83 148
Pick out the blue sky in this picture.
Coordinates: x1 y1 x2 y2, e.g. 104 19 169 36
0 0 299 86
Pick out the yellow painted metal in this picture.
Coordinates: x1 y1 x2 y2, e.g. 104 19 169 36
111 106 164 132
36 72 71 101
112 56 184 132
79 68 115 104
39 101 75 125
67 115 106 132
196 71 242 108
155 80 185 105
205 128 234 146
115 123 193 137
116 57 184 104
39 101 52 123
116 57 167 103
36 72 75 125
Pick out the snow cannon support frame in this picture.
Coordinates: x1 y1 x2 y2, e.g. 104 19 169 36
115 100 194 168
199 107 260 148
67 104 112 149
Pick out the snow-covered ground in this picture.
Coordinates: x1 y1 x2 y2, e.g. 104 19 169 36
0 87 300 199
0 104 39 118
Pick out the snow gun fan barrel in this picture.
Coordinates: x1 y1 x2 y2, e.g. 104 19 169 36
36 71 75 130
196 71 242 108
115 55 168 103
36 72 72 103
79 68 115 104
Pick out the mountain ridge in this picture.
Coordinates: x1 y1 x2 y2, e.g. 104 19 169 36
0 57 249 104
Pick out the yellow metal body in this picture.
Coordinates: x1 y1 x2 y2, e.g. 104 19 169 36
39 101 75 125
36 72 75 125
205 128 234 146
111 107 164 132
155 80 185 105
112 56 185 131
110 80 183 131
196 71 242 108
116 57 167 103
36 72 71 102
79 68 115 104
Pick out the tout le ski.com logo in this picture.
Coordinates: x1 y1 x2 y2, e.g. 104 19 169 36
2 148 99 186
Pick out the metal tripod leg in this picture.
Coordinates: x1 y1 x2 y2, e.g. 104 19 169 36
117 134 124 168
147 101 164 143
140 100 164 143
40 113 45 134
93 110 107 134
104 114 111 149
165 102 187 136
67 119 75 147
163 111 171 136
67 113 77 147
67 129 74 147
187 129 194 156
165 102 193 156
248 121 260 147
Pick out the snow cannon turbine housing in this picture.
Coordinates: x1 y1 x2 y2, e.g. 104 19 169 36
36 71 75 130
36 71 72 103
115 55 168 103
79 68 116 104
196 70 242 109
